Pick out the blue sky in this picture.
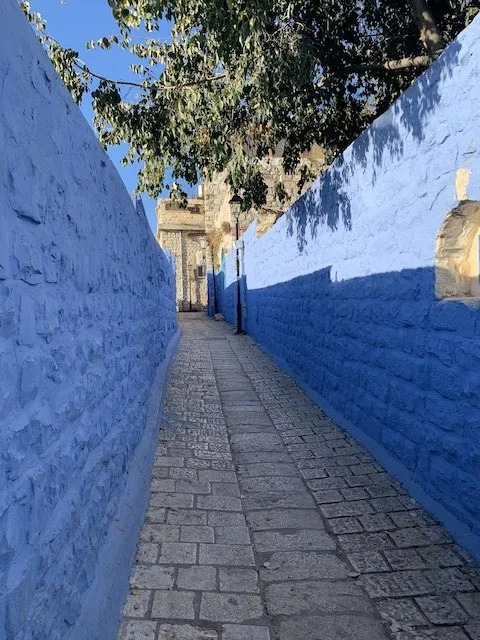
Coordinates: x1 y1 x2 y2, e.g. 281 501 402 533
33 0 197 234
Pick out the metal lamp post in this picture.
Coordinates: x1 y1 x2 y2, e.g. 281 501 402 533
229 193 244 335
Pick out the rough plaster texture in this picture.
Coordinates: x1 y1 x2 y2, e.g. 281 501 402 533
0 2 177 638
214 17 480 557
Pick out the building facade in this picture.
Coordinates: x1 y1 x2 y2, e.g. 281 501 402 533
156 193 208 311
156 145 326 310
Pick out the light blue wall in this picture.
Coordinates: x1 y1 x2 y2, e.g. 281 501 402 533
215 16 480 558
0 2 178 638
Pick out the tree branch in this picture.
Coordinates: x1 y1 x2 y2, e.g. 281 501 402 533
42 31 225 92
349 54 432 72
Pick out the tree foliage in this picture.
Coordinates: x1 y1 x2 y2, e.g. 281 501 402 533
20 0 479 208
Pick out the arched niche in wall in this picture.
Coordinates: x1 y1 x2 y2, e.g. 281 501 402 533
436 200 480 299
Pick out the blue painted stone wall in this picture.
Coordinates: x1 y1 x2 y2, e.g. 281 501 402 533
0 2 177 638
215 16 480 555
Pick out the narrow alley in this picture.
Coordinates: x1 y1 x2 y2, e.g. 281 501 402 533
119 314 480 640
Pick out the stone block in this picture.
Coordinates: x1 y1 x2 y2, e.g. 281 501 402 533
200 593 263 623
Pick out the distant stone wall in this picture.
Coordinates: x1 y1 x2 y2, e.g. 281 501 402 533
214 16 480 558
0 2 177 639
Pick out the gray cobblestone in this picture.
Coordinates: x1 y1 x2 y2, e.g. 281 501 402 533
176 566 217 591
199 543 255 566
118 315 480 640
219 568 259 593
180 525 215 543
158 542 197 564
200 593 264 623
151 591 195 620
221 625 270 640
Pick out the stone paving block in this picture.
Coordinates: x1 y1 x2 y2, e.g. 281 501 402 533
219 568 259 593
456 593 480 619
158 542 197 564
199 543 255 566
234 451 292 465
259 551 348 582
359 513 396 532
312 489 344 503
341 487 370 501
199 470 238 483
360 570 434 598
151 467 170 479
328 517 364 534
130 565 175 590
237 463 297 477
180 525 215 543
246 508 324 531
136 543 160 564
321 500 374 518
157 625 218 639
393 628 470 639
176 480 212 494
389 510 432 528
146 508 166 523
151 591 195 620
207 511 247 527
376 597 427 626
151 479 176 493
464 624 480 640
299 467 329 481
212 483 241 498
415 596 469 625
225 414 273 427
150 493 194 509
365 483 400 498
253 529 336 552
264 580 376 616
119 620 157 640
200 593 264 623
221 625 270 640
169 468 199 481
370 497 407 513
275 614 387 640
242 491 315 511
176 565 217 591
240 476 305 493
338 532 395 552
167 509 207 525
347 551 390 573
154 456 185 468
215 526 251 545
187 458 212 469
140 524 180 544
197 496 242 511
425 568 474 594
384 548 427 571
122 590 152 618
419 545 464 567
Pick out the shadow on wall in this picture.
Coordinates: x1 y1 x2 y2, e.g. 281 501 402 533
215 263 480 544
286 39 462 252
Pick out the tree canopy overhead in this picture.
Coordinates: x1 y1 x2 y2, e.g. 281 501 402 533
22 0 479 208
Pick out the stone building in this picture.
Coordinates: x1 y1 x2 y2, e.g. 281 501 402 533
203 144 326 266
156 144 326 309
156 191 208 311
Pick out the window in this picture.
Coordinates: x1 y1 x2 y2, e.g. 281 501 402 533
436 201 480 299
196 265 206 278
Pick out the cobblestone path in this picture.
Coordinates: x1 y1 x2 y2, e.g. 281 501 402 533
119 314 480 640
